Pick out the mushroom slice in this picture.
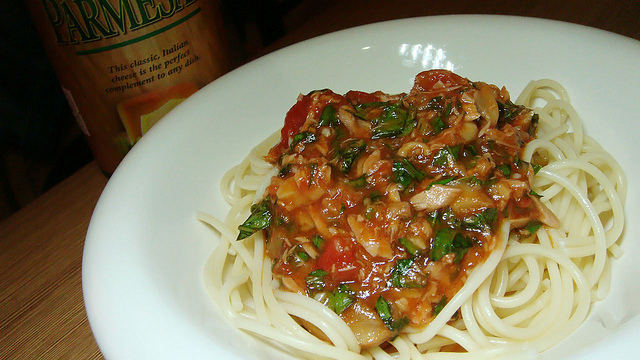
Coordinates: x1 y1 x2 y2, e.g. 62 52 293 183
340 299 393 349
409 185 462 212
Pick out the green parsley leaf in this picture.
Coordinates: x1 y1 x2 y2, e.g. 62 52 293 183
278 163 292 177
426 177 455 190
290 131 316 149
452 233 473 263
328 285 355 314
319 105 338 127
287 244 310 267
392 158 426 188
461 208 498 231
431 228 456 261
369 191 383 202
431 102 453 134
237 197 272 240
305 269 328 293
498 100 523 124
431 229 473 262
532 163 542 175
353 101 387 119
389 258 428 288
433 145 462 167
375 296 393 328
375 296 409 332
364 206 376 219
336 139 366 174
311 235 324 248
497 164 511 178
398 238 420 256
371 104 411 139
433 295 447 316
347 174 368 189
524 220 543 235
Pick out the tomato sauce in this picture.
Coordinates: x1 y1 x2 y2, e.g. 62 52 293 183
239 70 557 348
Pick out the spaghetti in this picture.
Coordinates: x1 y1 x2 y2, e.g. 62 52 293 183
198 72 625 359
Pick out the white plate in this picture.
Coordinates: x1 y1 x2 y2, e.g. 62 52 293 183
83 15 640 359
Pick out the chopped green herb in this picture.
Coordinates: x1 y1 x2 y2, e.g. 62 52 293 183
497 164 511 178
287 244 310 267
483 208 498 224
237 197 272 240
328 285 355 314
318 105 338 127
431 228 455 261
369 191 383 202
353 101 388 119
305 269 328 293
498 100 523 124
532 163 542 175
311 235 324 248
375 296 410 332
347 174 368 189
432 117 446 134
425 96 443 110
529 189 542 198
370 104 412 139
375 296 393 328
431 102 452 134
398 237 420 256
430 229 473 262
278 163 292 177
400 116 417 137
364 206 376 220
427 210 439 226
426 177 455 189
524 220 543 235
462 175 496 188
336 139 366 174
389 258 427 288
462 208 498 231
433 145 462 167
452 233 473 263
392 317 410 333
513 155 523 168
392 158 426 188
440 207 461 228
463 144 478 157
290 131 316 149
529 113 539 136
433 295 447 316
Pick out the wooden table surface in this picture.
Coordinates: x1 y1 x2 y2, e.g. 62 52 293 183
2 1 638 358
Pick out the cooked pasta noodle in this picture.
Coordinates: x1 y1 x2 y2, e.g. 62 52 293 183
198 78 625 359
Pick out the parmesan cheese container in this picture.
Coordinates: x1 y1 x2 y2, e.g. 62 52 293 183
25 0 232 174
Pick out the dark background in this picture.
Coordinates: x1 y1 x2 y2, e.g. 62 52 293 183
1 0 639 222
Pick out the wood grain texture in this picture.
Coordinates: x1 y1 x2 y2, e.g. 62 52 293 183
0 162 106 360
